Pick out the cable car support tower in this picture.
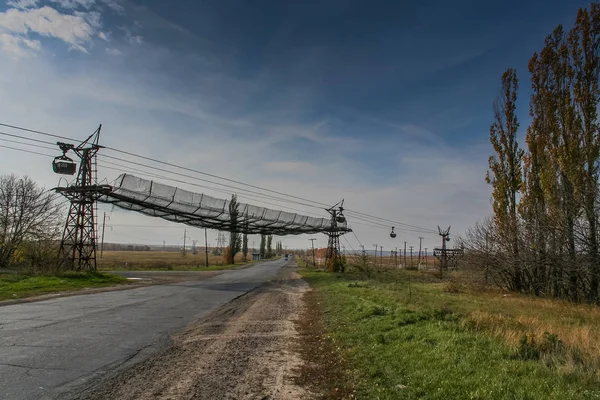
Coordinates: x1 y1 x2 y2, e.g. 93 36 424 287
325 200 346 272
53 125 111 271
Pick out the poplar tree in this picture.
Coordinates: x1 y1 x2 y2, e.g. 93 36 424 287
568 5 600 301
227 195 242 264
266 235 273 258
486 68 524 291
259 234 266 258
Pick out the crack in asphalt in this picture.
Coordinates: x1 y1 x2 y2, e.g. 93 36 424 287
0 363 72 371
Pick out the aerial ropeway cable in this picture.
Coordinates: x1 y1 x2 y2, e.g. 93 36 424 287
0 122 437 235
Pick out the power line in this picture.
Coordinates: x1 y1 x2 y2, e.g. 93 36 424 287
0 136 327 217
99 153 326 211
97 163 328 219
0 140 328 220
0 122 437 233
0 122 80 142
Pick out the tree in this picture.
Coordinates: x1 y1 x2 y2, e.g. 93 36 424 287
486 68 524 291
0 175 63 271
568 5 600 301
259 234 266 258
242 233 248 262
226 195 242 264
470 2 600 303
266 235 273 258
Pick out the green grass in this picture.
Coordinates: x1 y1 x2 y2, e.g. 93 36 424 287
301 268 600 400
0 272 129 301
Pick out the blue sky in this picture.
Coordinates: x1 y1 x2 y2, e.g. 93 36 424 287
0 0 589 251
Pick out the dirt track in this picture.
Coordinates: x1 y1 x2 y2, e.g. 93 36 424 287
73 265 315 400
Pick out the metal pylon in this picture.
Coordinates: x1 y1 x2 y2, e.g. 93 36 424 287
325 203 345 273
55 126 111 271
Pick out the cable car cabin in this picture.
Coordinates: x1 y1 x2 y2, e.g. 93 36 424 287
52 156 76 175
390 227 397 238
336 215 346 223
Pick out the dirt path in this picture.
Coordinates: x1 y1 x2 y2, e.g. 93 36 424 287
72 265 316 400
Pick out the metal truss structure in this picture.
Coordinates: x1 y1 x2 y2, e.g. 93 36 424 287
98 174 352 236
433 226 464 277
54 126 111 271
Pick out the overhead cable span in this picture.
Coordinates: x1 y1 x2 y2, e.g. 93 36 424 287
99 174 351 236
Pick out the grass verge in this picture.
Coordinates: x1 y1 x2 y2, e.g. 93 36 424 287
0 271 129 301
300 268 600 400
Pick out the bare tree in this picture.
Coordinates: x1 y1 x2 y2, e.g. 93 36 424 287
0 175 63 271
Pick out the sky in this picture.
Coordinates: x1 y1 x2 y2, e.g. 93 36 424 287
0 0 589 253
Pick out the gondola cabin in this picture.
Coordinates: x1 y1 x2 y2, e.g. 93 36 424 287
52 156 77 175
390 227 397 238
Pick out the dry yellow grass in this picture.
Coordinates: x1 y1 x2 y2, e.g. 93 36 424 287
463 296 600 374
97 250 250 270
431 267 600 375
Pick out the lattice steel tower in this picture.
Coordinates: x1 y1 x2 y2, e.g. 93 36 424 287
325 201 346 273
53 125 111 271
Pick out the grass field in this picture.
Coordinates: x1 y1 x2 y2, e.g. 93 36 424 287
0 272 129 301
97 250 253 271
300 266 600 399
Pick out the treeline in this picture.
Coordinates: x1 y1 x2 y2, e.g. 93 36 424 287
101 243 152 252
470 3 600 302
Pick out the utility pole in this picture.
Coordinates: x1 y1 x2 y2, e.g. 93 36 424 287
380 246 383 268
424 248 428 266
373 244 378 267
183 229 188 256
163 240 166 251
409 246 414 268
360 245 366 269
100 212 110 259
204 227 209 267
404 241 407 268
418 237 424 264
309 238 317 268
395 247 398 268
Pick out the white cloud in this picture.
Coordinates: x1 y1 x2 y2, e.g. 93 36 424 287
99 0 124 14
49 0 95 10
105 47 120 55
0 29 492 250
0 32 40 57
6 0 38 9
0 6 96 54
75 11 102 29
124 29 142 45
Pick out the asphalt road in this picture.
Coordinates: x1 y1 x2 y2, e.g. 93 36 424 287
0 258 287 400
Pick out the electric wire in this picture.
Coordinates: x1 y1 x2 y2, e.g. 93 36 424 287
0 137 328 218
0 122 437 233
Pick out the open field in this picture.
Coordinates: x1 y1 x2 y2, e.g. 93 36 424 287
300 264 600 399
97 250 255 271
0 272 128 301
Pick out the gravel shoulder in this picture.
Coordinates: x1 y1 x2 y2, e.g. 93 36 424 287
70 264 316 400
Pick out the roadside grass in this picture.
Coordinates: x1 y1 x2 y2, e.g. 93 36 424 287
0 271 129 301
300 267 600 399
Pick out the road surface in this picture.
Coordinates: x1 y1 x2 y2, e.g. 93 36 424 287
0 258 287 400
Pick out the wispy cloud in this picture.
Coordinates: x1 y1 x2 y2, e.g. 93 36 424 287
6 0 38 9
0 32 40 58
105 46 120 55
50 0 95 10
0 6 96 54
